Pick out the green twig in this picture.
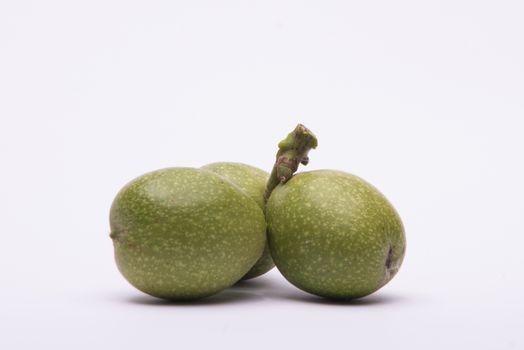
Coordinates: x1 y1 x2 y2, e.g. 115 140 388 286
264 124 318 202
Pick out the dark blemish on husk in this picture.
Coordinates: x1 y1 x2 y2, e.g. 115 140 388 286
385 245 393 269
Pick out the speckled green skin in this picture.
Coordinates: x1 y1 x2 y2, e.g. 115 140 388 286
201 162 275 280
267 170 405 299
110 168 266 300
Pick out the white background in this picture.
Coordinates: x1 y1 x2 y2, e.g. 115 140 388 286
1 1 523 349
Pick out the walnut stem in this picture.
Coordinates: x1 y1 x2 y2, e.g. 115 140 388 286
263 124 318 202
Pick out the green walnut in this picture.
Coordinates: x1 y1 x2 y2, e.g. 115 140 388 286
109 167 266 300
267 170 406 299
201 162 275 279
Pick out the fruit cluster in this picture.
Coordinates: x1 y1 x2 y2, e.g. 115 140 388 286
109 125 405 300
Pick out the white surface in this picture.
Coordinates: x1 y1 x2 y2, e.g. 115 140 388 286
1 1 523 349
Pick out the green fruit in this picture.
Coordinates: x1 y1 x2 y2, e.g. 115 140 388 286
201 162 275 280
110 167 266 300
267 170 405 299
